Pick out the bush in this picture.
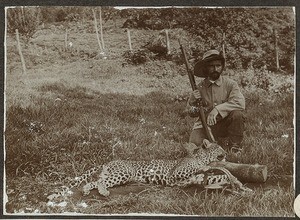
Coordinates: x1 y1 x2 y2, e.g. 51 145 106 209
120 8 294 74
123 50 153 65
238 68 272 91
252 69 272 91
275 82 294 94
7 7 41 43
142 34 169 59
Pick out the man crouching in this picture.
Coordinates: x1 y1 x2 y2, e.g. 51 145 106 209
186 49 246 162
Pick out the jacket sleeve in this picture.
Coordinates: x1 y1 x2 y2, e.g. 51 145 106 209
214 81 245 118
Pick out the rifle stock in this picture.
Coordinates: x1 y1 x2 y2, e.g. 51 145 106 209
178 40 216 143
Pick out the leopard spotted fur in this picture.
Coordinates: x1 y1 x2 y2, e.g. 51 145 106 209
48 139 250 199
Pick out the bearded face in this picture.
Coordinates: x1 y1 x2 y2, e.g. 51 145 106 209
205 60 224 81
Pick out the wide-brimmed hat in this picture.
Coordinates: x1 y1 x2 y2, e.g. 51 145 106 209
194 50 225 77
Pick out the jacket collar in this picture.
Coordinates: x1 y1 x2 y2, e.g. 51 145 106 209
204 76 223 87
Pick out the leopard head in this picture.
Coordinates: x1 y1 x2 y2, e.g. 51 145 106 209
187 139 226 164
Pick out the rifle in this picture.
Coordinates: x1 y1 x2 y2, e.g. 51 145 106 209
178 40 216 143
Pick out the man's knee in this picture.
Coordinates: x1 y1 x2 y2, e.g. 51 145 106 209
228 110 245 122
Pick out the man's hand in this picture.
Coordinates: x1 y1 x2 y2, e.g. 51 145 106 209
192 90 201 100
207 108 219 126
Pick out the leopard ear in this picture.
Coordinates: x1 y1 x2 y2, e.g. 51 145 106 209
203 139 211 149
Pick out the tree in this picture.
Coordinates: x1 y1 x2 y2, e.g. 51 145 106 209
7 7 41 43
101 7 120 28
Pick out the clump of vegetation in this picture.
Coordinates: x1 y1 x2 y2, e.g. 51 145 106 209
123 49 152 65
275 82 293 94
236 68 294 95
120 7 294 73
249 69 272 91
7 7 41 43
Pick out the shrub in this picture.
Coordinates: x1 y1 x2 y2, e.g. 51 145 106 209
240 68 272 91
142 34 169 59
275 82 294 94
123 49 153 65
253 69 272 91
7 7 41 43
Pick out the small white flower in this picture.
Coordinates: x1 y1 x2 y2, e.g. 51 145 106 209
47 201 55 207
19 194 27 201
47 193 59 200
282 134 289 138
139 118 146 124
57 201 68 207
78 202 88 208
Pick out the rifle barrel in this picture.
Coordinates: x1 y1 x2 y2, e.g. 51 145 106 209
178 40 216 143
179 41 197 91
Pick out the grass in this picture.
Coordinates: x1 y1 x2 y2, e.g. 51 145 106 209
5 82 294 177
5 86 188 177
4 80 294 216
4 19 295 216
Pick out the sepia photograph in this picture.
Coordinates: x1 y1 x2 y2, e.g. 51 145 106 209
3 5 296 217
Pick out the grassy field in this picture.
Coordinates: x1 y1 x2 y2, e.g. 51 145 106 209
4 20 295 216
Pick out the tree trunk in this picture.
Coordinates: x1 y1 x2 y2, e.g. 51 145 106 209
15 29 27 75
222 31 226 70
92 9 103 53
99 7 105 51
274 29 280 71
209 161 268 183
165 29 170 55
127 29 132 51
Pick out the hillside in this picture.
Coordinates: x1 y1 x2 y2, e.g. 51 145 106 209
7 6 295 73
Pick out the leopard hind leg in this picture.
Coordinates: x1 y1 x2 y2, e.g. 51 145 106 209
83 163 133 197
82 180 110 197
83 181 98 196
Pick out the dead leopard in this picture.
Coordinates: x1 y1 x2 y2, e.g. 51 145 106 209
48 139 251 200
